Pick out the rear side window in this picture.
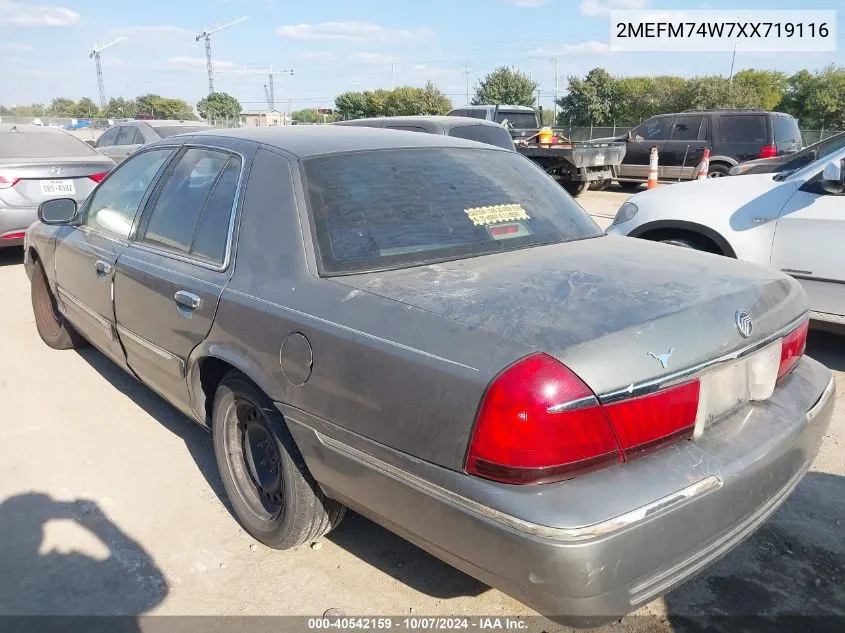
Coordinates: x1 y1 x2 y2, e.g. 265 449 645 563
96 127 119 148
634 117 671 141
131 128 145 145
304 148 601 275
448 125 515 150
465 109 489 120
773 116 802 151
114 127 137 146
717 116 767 144
448 109 468 117
0 130 100 158
669 116 703 141
141 148 241 264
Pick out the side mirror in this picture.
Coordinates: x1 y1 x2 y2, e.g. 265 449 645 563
38 198 78 225
626 130 634 142
822 159 844 185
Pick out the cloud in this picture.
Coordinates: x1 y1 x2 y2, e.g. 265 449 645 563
531 40 612 56
0 0 79 26
300 51 336 61
278 21 434 43
167 56 238 70
108 25 194 46
0 42 34 52
506 0 549 6
348 52 394 65
580 0 647 17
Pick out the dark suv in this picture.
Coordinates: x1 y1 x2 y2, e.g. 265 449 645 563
600 109 803 186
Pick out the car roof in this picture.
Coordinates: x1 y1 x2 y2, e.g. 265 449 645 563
0 123 67 134
459 105 535 112
183 125 508 158
334 116 505 130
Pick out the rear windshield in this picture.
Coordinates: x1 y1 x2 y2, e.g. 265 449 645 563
448 125 515 150
773 116 802 150
304 148 601 275
494 111 538 129
0 131 100 158
717 116 767 144
151 125 214 138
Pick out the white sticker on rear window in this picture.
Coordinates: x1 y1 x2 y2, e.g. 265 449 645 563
464 203 530 226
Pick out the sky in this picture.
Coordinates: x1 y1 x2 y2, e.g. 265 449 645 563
0 0 841 114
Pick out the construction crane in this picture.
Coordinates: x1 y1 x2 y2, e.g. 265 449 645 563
233 64 293 111
263 85 272 110
89 37 126 109
195 16 249 96
266 65 293 112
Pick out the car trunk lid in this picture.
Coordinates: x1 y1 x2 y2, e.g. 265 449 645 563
335 235 806 396
0 156 114 206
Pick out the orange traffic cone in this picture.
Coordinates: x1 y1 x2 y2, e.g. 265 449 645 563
647 147 659 189
696 148 711 180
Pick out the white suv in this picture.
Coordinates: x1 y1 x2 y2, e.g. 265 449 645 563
607 147 845 325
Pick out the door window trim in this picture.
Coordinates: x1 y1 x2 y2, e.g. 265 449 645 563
130 143 248 273
74 145 180 244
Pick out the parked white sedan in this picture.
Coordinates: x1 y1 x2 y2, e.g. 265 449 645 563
607 147 845 326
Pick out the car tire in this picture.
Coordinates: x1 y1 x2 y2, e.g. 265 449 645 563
212 370 346 549
562 180 588 197
707 163 730 178
31 260 87 350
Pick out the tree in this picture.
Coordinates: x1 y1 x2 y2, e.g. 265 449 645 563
49 97 76 116
291 108 339 123
781 65 845 129
416 82 452 115
472 67 537 107
334 84 451 120
71 97 100 119
556 68 616 125
732 69 788 111
135 94 196 120
680 75 759 110
335 91 370 120
102 97 137 119
197 92 242 121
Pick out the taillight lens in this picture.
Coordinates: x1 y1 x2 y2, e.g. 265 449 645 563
778 319 809 379
759 144 777 159
88 172 108 183
0 175 20 189
465 353 701 485
603 381 699 458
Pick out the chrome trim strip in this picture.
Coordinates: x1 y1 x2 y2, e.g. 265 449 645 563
318 433 722 542
599 312 809 404
120 254 223 288
116 324 185 375
547 395 598 414
809 310 845 325
56 287 113 334
227 289 478 372
807 376 836 425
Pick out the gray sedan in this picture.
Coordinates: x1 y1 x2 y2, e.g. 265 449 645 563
95 119 214 163
0 124 114 248
24 127 835 625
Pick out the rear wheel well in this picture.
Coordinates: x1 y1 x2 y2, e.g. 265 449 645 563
198 357 237 425
28 247 40 264
637 228 729 256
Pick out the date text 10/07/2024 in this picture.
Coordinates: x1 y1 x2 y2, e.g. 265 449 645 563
307 617 529 630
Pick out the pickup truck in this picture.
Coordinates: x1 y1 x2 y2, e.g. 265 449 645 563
447 105 626 197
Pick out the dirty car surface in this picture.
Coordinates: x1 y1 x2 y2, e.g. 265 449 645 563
24 126 835 626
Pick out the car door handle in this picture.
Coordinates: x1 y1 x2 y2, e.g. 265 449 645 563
94 259 112 276
174 291 202 310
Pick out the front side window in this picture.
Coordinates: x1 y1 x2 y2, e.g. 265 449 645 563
141 148 241 264
304 148 601 275
634 117 671 141
95 127 119 148
669 116 703 141
80 149 172 238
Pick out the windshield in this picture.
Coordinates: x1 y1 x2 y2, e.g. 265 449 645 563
304 147 601 275
783 145 845 183
494 111 538 129
151 125 214 138
0 130 100 158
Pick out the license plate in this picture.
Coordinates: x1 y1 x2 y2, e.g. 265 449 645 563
40 179 75 195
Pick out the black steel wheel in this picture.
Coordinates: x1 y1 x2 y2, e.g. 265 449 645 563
212 370 346 549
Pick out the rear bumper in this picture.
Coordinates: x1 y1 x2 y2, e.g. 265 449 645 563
283 357 834 627
0 206 37 248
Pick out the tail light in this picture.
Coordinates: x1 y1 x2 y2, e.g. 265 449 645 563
88 172 108 183
0 175 20 189
1 231 27 240
778 319 809 379
759 144 777 159
465 353 699 485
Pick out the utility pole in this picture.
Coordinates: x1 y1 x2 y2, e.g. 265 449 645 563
89 38 125 108
462 62 472 104
195 16 249 96
729 41 738 83
553 58 560 124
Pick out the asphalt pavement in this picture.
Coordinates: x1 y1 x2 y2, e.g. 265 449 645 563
0 190 843 632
